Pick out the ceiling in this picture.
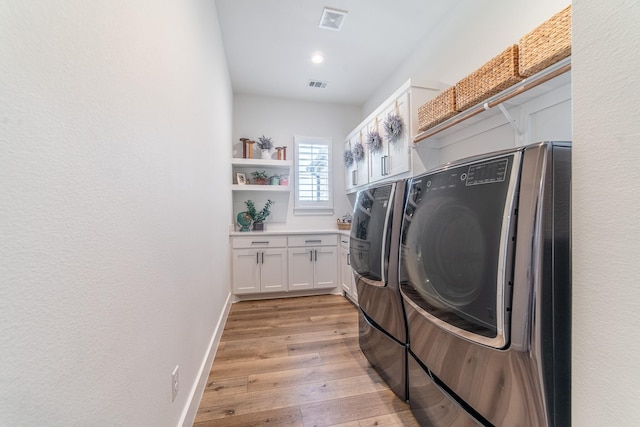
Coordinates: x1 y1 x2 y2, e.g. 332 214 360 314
215 0 465 106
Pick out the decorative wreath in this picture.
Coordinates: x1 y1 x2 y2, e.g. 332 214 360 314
366 129 383 153
343 149 354 168
352 141 365 163
384 112 404 144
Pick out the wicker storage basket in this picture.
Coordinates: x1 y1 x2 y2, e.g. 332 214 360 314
418 86 459 132
455 45 523 112
519 5 571 77
337 220 351 230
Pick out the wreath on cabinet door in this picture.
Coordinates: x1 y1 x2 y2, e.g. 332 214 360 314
352 140 365 163
384 112 404 144
343 148 354 168
366 128 383 153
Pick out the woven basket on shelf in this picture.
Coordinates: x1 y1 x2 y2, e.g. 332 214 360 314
455 44 523 112
519 5 572 77
337 220 351 230
418 86 459 132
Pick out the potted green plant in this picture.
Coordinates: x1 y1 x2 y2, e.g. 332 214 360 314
250 170 268 185
244 199 273 231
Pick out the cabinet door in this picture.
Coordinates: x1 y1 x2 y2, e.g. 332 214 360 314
232 249 261 294
288 248 315 291
368 117 389 183
340 245 351 294
260 248 288 293
345 134 369 191
385 91 411 177
314 246 338 289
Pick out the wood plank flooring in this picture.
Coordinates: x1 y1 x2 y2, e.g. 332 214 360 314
194 294 420 427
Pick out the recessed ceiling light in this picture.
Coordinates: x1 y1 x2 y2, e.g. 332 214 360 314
319 7 348 31
311 53 324 64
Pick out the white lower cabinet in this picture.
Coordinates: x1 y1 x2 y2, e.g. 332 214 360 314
339 236 357 302
232 248 287 294
231 236 288 294
288 234 338 291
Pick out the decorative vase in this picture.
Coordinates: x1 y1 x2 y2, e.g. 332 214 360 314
252 221 265 231
236 212 252 232
261 149 271 160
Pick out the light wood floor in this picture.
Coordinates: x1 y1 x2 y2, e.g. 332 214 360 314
193 294 420 427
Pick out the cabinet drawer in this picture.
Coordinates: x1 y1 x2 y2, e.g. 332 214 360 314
288 234 338 247
232 236 287 249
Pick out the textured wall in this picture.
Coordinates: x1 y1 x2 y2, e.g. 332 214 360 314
573 0 640 424
0 1 233 425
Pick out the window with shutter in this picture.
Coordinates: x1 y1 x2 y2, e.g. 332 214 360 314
294 135 333 215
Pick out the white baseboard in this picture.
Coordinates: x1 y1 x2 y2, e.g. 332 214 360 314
178 291 233 427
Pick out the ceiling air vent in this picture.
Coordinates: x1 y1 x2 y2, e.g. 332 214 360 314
318 7 347 31
308 80 328 89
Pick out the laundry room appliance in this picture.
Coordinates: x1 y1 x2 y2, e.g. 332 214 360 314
400 141 571 426
350 180 408 401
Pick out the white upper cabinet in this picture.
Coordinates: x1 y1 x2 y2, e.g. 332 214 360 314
368 92 412 183
344 80 438 193
344 132 369 192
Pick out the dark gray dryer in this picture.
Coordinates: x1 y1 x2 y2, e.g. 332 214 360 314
350 180 408 401
400 142 571 426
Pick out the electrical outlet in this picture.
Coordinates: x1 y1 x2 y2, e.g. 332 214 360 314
171 365 179 402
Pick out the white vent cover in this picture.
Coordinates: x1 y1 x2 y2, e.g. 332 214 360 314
318 7 347 31
308 80 328 89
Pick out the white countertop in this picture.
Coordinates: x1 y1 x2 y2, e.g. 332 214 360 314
229 229 350 237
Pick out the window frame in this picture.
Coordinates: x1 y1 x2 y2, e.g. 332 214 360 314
293 135 334 215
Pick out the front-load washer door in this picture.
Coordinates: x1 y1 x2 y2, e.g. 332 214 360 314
350 183 395 283
400 152 521 349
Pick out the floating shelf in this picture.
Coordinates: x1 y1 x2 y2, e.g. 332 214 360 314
232 184 291 192
231 158 293 168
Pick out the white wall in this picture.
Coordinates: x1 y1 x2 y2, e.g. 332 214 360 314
0 1 233 426
232 94 361 230
573 1 640 425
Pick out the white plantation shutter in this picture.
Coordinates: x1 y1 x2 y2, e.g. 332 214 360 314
294 136 333 214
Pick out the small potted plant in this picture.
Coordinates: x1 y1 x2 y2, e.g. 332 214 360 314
250 170 268 185
256 135 274 159
244 199 273 231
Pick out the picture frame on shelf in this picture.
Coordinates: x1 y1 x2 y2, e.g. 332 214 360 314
236 172 247 185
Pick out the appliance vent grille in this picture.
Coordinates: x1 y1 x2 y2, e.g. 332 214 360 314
308 80 328 89
318 8 347 31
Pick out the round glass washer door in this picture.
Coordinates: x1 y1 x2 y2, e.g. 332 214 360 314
400 154 519 345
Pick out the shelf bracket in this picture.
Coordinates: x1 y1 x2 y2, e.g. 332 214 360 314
491 103 523 135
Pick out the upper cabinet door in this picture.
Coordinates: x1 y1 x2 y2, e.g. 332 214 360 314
345 132 369 192
369 91 411 183
384 92 410 178
368 115 388 183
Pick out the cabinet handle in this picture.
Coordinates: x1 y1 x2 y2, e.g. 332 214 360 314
251 241 269 245
261 252 264 264
305 239 322 244
315 250 318 262
347 253 350 265
380 156 389 176
256 252 259 264
310 250 313 262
